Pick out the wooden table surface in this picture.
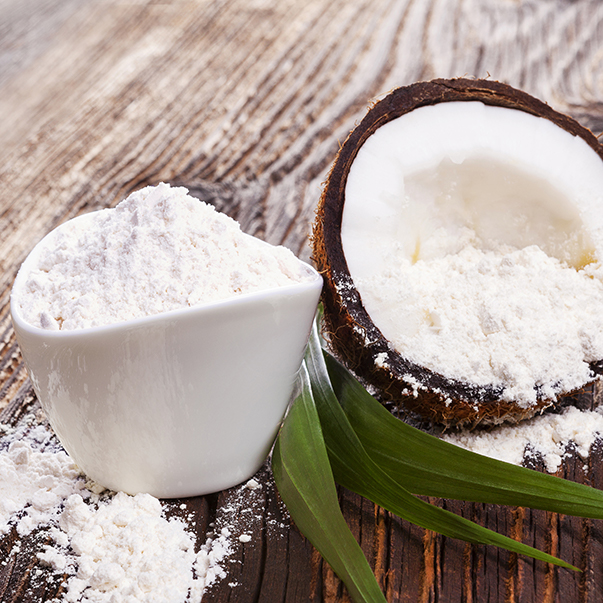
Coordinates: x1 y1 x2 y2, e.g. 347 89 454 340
3 1 603 601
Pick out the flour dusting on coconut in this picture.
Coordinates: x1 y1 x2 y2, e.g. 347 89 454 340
354 243 603 407
343 101 603 408
315 80 603 424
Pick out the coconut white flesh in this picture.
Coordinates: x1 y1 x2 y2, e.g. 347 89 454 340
341 101 603 407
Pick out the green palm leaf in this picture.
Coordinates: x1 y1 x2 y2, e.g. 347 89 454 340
325 350 603 517
272 362 387 603
303 320 576 569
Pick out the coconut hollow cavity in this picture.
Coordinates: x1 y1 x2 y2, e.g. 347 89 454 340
313 78 603 427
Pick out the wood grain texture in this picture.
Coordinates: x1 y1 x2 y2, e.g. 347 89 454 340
2 0 603 601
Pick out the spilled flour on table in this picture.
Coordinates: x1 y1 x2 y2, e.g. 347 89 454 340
0 410 270 602
443 404 603 472
0 420 86 538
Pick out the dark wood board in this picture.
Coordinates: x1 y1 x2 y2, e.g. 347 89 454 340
2 0 603 601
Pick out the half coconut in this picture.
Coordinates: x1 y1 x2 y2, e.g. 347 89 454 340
313 78 603 426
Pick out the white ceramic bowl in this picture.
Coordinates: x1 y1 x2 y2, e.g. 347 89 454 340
11 225 322 498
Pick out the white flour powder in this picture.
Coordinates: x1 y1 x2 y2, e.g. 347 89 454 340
357 241 603 406
0 421 87 537
343 101 603 409
40 492 207 602
16 182 312 330
0 413 269 602
443 405 603 472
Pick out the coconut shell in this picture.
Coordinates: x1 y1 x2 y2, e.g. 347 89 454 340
312 78 603 427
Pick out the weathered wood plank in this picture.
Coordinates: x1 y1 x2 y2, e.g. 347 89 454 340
3 0 603 601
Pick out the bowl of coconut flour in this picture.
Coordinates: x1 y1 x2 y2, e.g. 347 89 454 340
10 183 322 497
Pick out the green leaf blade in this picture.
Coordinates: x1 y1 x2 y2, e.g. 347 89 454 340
271 363 387 603
325 351 603 518
303 323 577 569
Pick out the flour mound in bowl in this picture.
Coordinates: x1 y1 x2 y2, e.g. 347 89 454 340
15 183 314 330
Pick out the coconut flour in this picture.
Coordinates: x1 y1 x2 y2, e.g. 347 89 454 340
16 182 312 331
0 412 274 602
340 101 603 410
443 404 603 473
355 240 603 407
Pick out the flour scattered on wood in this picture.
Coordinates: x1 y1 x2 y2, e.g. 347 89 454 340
16 182 313 331
0 411 272 602
443 404 603 472
0 421 86 538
